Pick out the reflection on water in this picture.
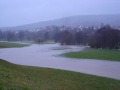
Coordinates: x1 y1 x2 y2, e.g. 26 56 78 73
0 44 120 80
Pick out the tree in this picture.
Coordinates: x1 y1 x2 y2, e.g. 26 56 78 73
44 31 49 42
61 30 73 45
89 25 120 49
75 31 84 45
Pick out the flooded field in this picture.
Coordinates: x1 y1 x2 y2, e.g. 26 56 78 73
0 44 120 80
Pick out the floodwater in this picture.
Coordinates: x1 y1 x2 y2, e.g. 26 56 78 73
0 44 120 80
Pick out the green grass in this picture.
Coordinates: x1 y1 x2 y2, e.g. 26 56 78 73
0 59 120 90
62 48 120 61
31 41 55 44
0 42 29 48
53 47 70 50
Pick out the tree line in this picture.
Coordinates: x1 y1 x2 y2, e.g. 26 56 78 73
89 25 120 49
57 25 120 49
0 25 120 49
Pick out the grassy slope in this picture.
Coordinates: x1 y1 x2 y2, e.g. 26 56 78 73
0 59 120 90
0 42 29 48
62 48 120 61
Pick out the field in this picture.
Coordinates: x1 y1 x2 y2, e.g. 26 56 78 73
0 42 29 48
61 48 120 61
0 59 120 90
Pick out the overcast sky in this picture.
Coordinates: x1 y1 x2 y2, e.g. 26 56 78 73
0 0 120 27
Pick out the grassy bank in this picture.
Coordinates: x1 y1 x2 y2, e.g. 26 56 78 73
0 59 120 90
0 42 29 48
62 48 120 61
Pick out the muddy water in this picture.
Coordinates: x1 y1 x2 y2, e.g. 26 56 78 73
0 44 120 80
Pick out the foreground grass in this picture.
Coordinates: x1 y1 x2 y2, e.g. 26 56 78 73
62 48 120 61
0 42 29 48
0 59 120 90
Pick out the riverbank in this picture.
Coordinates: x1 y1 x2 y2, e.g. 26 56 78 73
0 42 29 48
0 59 120 90
61 48 120 61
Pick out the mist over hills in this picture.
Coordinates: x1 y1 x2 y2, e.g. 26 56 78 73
1 14 120 30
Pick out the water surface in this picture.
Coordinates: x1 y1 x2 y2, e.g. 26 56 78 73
0 44 120 80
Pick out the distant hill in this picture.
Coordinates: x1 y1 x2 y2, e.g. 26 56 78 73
1 14 120 30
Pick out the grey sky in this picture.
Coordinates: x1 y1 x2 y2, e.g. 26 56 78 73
0 0 120 27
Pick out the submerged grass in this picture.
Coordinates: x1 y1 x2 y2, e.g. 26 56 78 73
53 47 70 50
0 59 120 90
61 48 120 61
0 42 29 48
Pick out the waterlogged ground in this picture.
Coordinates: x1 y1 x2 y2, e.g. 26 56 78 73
0 44 120 80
